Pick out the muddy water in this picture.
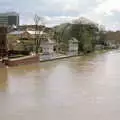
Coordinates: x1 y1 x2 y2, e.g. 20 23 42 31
0 50 120 120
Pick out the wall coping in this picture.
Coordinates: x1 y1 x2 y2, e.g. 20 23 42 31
9 55 39 61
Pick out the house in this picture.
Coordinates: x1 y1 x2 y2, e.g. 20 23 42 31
68 37 78 55
40 38 55 54
105 31 120 48
18 25 45 31
7 30 47 40
7 30 56 54
105 40 118 49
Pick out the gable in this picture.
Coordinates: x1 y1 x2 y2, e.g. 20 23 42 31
21 31 32 38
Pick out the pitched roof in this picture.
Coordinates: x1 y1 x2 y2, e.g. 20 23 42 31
27 31 46 35
8 30 46 35
69 37 78 43
41 38 55 44
8 31 25 35
47 39 55 43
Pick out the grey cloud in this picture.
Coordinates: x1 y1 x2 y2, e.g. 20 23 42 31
1 0 120 30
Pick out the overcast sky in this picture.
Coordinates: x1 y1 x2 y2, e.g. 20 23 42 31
0 0 120 30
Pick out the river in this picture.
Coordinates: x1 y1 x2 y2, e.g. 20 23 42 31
0 50 120 120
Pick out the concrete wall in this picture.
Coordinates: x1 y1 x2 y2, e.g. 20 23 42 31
5 55 39 67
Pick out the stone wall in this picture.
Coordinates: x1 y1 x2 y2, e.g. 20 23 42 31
5 55 39 67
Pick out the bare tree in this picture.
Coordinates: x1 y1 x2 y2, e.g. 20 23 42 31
34 14 45 54
34 14 40 54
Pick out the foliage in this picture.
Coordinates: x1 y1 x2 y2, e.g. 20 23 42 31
53 22 100 54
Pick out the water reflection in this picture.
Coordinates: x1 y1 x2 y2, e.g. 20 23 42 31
1 51 120 120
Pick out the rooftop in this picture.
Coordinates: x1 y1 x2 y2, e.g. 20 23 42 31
0 12 19 16
41 38 55 44
8 30 46 35
69 37 78 43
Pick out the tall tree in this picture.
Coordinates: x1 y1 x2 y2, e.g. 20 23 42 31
34 14 45 54
98 25 106 45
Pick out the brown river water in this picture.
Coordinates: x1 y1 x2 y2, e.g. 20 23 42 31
0 50 120 120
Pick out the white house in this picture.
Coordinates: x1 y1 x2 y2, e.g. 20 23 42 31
68 37 78 55
40 38 55 54
8 30 56 54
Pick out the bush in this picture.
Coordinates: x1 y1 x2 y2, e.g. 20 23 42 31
8 50 30 56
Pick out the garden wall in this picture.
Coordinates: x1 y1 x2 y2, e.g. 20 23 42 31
5 55 39 67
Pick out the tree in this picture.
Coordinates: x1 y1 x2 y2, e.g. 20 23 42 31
34 14 45 54
53 17 102 54
54 23 71 53
98 25 106 45
71 23 99 53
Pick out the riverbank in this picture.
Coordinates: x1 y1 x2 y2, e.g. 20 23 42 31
4 55 40 67
0 49 117 67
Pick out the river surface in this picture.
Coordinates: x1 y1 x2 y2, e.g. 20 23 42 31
0 50 120 120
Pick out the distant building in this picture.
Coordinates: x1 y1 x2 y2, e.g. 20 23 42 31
105 31 120 48
0 12 19 27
